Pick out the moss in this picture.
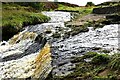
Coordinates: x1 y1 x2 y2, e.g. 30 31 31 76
83 52 98 59
101 49 111 53
50 52 120 80
85 19 106 29
91 54 110 65
71 56 84 63
67 25 89 36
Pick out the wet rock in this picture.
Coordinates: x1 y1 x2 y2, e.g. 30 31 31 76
93 5 120 14
51 24 119 77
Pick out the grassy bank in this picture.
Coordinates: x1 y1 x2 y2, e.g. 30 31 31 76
57 4 94 17
48 52 120 80
2 3 50 40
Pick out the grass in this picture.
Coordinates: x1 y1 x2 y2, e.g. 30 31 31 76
50 52 120 80
2 3 50 40
57 4 94 17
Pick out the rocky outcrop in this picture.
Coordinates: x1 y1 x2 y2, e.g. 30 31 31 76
51 24 119 78
93 5 120 14
0 32 52 79
32 44 52 79
105 14 120 24
0 11 71 79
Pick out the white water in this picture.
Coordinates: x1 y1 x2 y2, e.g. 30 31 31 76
53 24 119 50
0 11 71 79
0 11 119 78
52 24 119 76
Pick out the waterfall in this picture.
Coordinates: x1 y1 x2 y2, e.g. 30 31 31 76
0 11 71 79
0 11 119 79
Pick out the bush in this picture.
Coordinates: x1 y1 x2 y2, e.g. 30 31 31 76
86 2 95 7
91 54 110 65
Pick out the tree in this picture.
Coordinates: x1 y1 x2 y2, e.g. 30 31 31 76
85 2 95 7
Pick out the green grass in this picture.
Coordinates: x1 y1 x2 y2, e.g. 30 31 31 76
2 3 50 40
2 10 50 28
51 52 120 80
57 4 94 17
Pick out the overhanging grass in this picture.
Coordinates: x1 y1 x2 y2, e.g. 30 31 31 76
2 4 50 40
2 10 50 28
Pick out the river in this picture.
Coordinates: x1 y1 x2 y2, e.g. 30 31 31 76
0 11 119 79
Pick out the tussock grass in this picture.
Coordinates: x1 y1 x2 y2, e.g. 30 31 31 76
2 3 50 40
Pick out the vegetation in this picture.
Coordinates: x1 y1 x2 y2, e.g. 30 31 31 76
65 24 89 36
57 4 93 15
2 1 120 80
85 2 95 7
48 52 120 80
91 54 110 65
2 3 50 40
14 2 45 11
96 1 120 7
109 54 120 71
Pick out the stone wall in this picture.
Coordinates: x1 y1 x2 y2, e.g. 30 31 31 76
93 5 120 14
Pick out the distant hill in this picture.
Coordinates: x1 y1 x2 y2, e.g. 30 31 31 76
96 1 120 6
57 2 79 7
43 2 79 10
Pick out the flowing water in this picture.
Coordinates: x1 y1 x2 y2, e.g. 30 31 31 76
51 24 119 76
0 11 119 79
0 11 71 79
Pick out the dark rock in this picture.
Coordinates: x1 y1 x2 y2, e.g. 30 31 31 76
1 43 6 46
1 34 47 62
93 5 120 14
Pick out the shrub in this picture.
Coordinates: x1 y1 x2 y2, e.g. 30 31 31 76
85 2 95 7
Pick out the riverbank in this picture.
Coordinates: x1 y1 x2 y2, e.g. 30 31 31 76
2 3 50 40
50 52 120 80
1 2 120 80
64 5 120 37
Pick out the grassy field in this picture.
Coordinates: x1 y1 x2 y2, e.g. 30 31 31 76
2 3 50 40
